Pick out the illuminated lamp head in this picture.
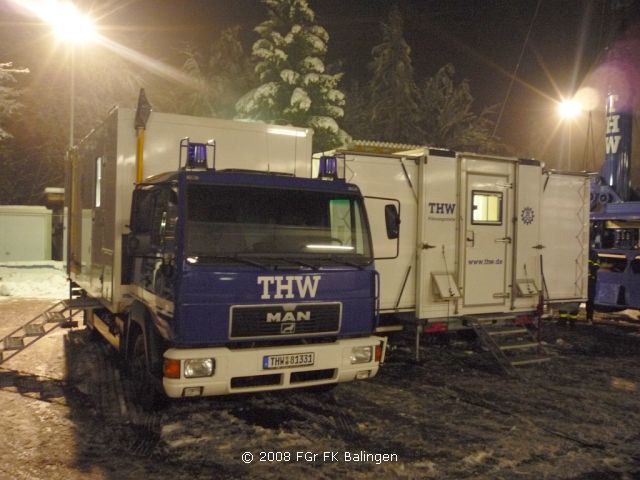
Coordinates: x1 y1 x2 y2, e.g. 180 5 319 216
318 155 338 180
187 142 208 169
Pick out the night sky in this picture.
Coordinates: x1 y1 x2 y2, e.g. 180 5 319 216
3 0 639 165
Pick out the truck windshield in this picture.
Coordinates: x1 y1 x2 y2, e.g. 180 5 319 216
185 184 372 263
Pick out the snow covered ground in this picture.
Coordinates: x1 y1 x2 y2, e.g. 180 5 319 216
1 264 640 479
0 261 68 299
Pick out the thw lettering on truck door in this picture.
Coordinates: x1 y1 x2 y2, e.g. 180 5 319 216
257 275 321 300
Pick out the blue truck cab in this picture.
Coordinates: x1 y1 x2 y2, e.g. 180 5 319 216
125 165 385 399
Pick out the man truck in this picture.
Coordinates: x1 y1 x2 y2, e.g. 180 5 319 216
66 105 386 406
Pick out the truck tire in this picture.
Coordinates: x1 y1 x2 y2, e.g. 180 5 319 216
129 334 164 411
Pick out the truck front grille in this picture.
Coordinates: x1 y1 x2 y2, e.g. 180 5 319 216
229 302 341 339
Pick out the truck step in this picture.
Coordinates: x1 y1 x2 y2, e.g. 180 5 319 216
63 297 103 309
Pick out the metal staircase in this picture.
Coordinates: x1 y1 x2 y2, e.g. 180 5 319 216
0 285 101 365
465 316 551 376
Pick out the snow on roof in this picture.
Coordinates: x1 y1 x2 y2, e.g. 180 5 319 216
0 205 51 215
346 140 424 155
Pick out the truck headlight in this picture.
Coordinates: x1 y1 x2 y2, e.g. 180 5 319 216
184 358 215 378
350 346 373 364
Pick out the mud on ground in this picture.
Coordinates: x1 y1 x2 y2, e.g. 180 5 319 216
1 300 639 479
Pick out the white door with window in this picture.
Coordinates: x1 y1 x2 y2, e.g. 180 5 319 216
463 173 511 307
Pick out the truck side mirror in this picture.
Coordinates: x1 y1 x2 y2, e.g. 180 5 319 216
385 204 400 239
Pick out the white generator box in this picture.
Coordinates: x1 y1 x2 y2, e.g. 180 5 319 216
324 148 589 328
0 205 52 261
67 108 312 311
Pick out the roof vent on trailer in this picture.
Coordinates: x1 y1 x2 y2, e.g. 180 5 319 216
179 138 216 171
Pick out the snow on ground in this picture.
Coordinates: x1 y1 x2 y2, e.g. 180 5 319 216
1 297 640 479
0 261 68 299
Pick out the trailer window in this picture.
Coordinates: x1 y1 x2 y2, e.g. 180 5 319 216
472 191 502 225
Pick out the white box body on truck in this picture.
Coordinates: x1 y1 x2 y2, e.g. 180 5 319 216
316 147 589 336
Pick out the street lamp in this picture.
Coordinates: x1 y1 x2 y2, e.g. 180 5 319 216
558 98 583 120
556 97 583 169
38 1 97 148
556 87 600 171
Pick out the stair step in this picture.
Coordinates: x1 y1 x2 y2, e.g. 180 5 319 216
510 354 552 366
4 336 25 350
0 300 69 366
24 324 45 336
45 311 66 323
499 341 539 351
486 326 528 336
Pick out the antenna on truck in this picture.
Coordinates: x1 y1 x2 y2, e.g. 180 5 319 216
179 138 216 171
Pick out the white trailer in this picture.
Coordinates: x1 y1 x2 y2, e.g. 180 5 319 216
318 147 589 341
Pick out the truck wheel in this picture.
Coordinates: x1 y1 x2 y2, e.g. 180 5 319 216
129 334 164 411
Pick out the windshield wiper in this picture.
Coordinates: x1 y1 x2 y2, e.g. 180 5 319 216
322 255 367 270
191 254 269 270
271 257 319 270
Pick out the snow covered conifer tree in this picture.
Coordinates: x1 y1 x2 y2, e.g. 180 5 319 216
364 6 422 144
0 62 28 141
419 64 503 153
236 0 348 152
177 27 255 119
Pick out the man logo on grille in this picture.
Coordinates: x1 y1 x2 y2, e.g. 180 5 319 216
281 323 296 334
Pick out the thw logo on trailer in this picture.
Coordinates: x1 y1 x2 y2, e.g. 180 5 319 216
258 275 321 300
428 202 456 215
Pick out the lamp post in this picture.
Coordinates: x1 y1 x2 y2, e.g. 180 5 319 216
41 1 96 148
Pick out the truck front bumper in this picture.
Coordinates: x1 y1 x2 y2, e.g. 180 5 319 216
162 336 387 398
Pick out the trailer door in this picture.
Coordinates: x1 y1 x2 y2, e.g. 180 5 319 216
463 172 511 307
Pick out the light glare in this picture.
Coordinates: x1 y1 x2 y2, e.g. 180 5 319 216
14 0 96 43
558 99 582 119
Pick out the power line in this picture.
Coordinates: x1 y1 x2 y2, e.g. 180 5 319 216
492 0 543 139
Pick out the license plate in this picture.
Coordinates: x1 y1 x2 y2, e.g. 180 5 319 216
263 352 315 370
